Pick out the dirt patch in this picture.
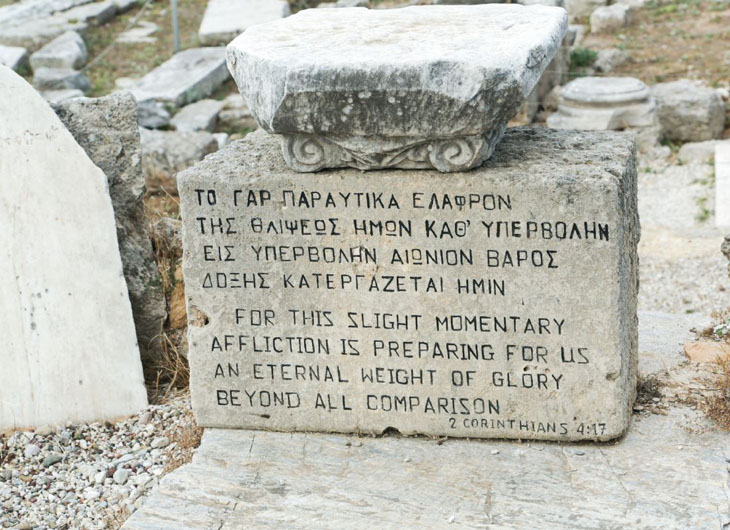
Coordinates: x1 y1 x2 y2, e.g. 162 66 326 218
84 0 208 96
581 0 730 88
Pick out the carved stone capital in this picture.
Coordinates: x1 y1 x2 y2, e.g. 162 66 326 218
281 127 506 173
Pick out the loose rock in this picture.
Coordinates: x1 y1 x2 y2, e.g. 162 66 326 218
651 79 725 142
139 128 219 194
33 66 90 92
590 4 634 33
29 30 87 70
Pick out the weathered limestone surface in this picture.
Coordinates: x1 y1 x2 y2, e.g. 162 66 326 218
122 313 728 530
0 66 147 431
178 127 639 442
29 30 87 70
651 79 725 142
131 47 228 109
717 142 730 228
53 92 167 364
227 5 568 172
198 0 290 46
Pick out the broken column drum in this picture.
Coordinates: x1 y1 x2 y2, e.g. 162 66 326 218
179 5 640 442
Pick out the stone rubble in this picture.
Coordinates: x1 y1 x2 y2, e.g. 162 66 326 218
0 397 198 530
131 47 229 109
650 79 726 142
40 88 84 103
593 47 629 73
170 99 224 133
590 3 634 33
0 44 28 71
139 128 219 194
33 66 90 92
29 30 87 70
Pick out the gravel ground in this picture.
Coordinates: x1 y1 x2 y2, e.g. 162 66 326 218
0 396 199 530
637 155 729 318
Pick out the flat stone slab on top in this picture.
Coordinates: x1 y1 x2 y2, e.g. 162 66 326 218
227 5 568 172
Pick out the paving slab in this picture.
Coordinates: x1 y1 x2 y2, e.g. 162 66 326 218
121 310 729 530
130 47 228 108
198 0 290 46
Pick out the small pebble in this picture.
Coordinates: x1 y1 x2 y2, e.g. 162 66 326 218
42 453 63 468
114 468 131 486
491 449 500 455
151 437 170 449
24 444 41 458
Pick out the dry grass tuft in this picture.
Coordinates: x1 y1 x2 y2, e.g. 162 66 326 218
700 358 730 430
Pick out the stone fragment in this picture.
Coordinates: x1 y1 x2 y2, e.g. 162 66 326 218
150 436 169 449
113 0 137 13
0 66 147 431
717 142 730 228
0 0 91 26
137 99 170 129
118 21 158 44
590 4 634 33
0 17 88 52
113 468 131 485
594 47 629 73
564 0 606 20
30 30 87 70
42 453 63 468
131 47 228 108
41 88 84 103
213 132 229 149
33 66 90 92
0 44 28 71
179 127 639 441
722 236 730 277
547 76 659 151
170 99 223 132
53 93 167 364
650 79 725 142
677 140 728 165
139 128 219 194
683 341 730 363
227 5 568 172
61 0 116 26
24 444 41 458
198 0 290 46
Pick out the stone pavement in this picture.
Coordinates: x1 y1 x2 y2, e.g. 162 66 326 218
122 312 729 530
